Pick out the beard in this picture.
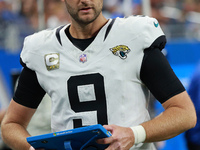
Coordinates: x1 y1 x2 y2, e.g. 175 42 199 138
64 0 103 25
71 10 101 25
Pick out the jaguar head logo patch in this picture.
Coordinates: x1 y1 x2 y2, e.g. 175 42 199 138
110 45 131 59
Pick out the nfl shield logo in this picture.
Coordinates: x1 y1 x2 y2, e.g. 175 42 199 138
79 54 87 63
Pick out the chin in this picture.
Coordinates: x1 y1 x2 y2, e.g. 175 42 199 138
79 17 96 24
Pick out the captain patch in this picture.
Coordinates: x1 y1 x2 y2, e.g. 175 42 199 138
45 53 60 71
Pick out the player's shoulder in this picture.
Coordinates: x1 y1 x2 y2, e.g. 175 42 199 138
115 15 159 31
23 27 59 51
21 26 62 65
118 15 157 23
113 15 165 49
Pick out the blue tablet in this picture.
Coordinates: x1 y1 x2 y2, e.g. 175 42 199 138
27 124 111 150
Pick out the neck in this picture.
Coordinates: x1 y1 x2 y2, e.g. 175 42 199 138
69 13 108 39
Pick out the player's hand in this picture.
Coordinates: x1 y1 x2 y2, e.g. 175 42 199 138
29 146 44 150
96 124 135 150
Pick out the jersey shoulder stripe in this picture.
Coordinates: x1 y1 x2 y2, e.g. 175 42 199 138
56 25 65 46
104 18 116 41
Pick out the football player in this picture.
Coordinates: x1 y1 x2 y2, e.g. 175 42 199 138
1 0 196 150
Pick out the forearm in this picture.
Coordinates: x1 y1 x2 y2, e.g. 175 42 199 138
1 100 36 150
1 121 31 150
142 106 191 142
141 91 196 143
0 109 6 125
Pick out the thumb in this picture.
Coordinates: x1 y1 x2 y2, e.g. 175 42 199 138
29 146 35 150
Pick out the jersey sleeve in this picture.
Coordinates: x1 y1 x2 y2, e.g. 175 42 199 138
20 29 54 69
143 17 167 50
140 48 185 103
139 17 185 103
15 30 50 108
13 67 46 108
20 35 31 66
20 32 43 69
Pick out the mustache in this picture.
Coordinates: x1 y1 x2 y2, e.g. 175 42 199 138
79 1 93 8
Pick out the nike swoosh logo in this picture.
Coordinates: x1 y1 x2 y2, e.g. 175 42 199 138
154 22 159 27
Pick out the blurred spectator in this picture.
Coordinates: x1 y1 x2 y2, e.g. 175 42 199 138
158 0 200 40
1 0 200 49
45 0 70 28
151 0 169 26
0 0 37 52
18 0 38 30
150 0 185 39
185 61 200 150
103 0 142 19
103 0 124 18
11 0 37 51
122 0 142 16
0 0 18 51
131 0 142 15
184 0 200 40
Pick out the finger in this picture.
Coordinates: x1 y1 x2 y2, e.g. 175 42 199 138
96 136 113 145
29 146 35 150
103 125 114 132
30 147 45 150
105 142 119 150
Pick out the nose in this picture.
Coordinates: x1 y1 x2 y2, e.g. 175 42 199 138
80 0 90 5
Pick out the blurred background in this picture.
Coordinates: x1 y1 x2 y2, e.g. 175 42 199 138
0 0 200 150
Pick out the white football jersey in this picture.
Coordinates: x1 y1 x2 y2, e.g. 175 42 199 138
21 16 165 150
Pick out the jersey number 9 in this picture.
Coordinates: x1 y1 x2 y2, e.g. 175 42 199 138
68 73 108 128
